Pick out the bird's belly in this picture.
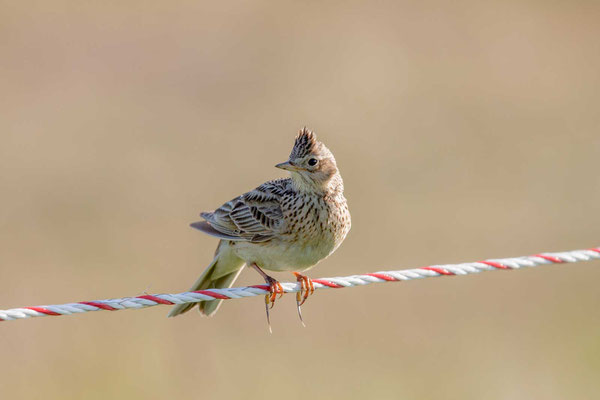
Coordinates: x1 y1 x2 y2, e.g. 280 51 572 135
232 237 335 272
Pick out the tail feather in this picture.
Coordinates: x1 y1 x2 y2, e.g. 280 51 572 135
198 267 244 316
167 241 245 318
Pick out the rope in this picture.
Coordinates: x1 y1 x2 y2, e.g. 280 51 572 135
1 247 598 322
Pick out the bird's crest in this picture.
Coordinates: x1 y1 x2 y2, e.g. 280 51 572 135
290 127 319 159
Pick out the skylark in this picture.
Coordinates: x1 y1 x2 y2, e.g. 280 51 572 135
168 128 351 325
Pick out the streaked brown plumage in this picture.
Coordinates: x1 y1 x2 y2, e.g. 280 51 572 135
168 128 351 322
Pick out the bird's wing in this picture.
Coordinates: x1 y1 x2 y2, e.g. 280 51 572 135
192 178 291 243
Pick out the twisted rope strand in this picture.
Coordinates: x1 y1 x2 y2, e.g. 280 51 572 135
1 247 598 322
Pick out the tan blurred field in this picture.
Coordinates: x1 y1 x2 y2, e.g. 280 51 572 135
1 1 600 399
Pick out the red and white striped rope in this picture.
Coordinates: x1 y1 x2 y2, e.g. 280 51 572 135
1 247 598 322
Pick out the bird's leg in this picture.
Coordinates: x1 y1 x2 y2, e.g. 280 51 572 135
250 263 283 332
250 264 284 304
292 272 315 326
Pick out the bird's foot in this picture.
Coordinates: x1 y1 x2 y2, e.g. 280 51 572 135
293 272 315 326
249 264 284 333
265 275 284 307
293 272 314 306
263 275 283 333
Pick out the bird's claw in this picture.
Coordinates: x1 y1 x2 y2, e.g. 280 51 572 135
263 276 283 333
293 272 314 326
293 272 314 306
265 276 284 306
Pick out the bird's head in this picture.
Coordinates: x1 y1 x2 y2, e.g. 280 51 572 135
276 127 341 193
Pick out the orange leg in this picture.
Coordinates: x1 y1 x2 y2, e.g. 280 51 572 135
264 275 284 306
293 272 315 326
250 264 284 332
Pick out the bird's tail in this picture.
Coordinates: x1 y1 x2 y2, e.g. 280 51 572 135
167 240 245 318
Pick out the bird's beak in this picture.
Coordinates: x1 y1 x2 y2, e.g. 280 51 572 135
275 161 301 171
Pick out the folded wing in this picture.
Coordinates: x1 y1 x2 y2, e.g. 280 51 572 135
191 178 291 243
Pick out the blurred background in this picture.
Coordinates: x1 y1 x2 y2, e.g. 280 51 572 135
1 1 599 399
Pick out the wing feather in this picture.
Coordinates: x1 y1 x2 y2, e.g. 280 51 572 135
193 178 291 243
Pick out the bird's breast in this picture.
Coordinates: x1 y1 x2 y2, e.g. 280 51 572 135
232 193 350 272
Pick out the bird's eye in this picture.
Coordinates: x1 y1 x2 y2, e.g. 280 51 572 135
308 158 318 166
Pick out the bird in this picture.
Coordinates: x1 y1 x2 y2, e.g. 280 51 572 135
167 127 351 327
